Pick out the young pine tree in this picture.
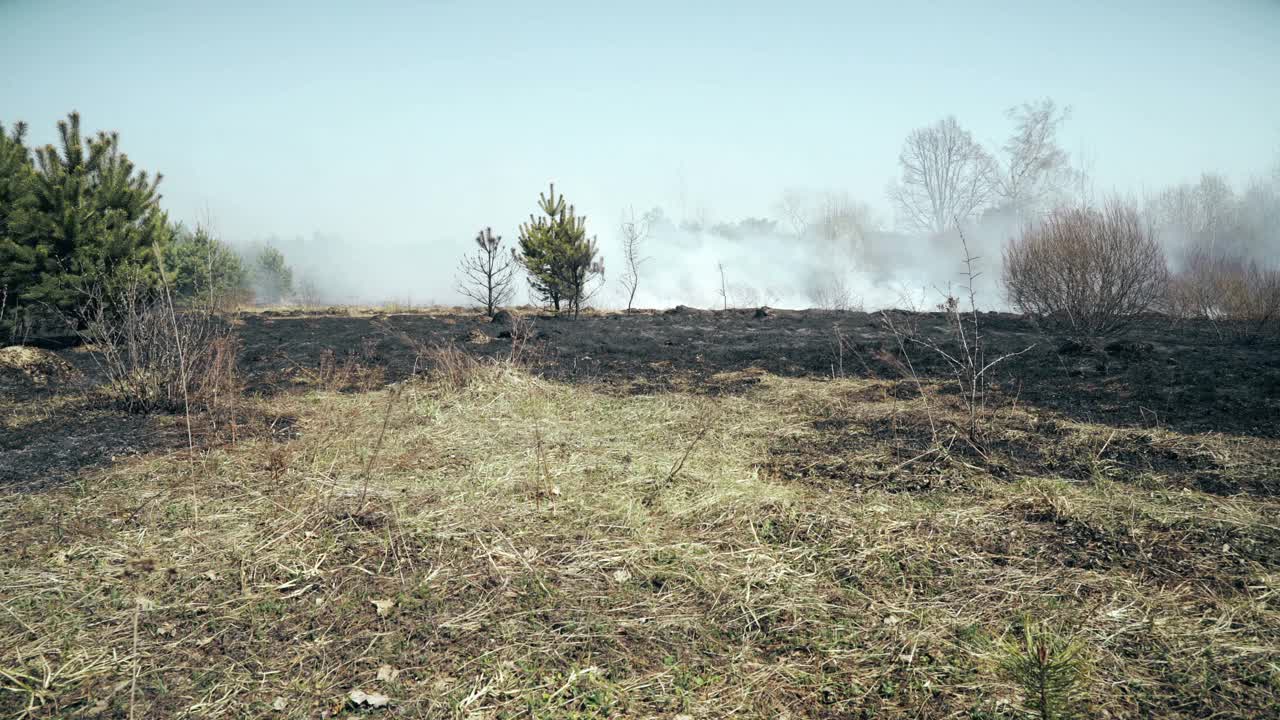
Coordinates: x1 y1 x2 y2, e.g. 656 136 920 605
13 112 170 317
517 183 603 317
619 207 654 314
250 244 294 305
456 227 515 317
999 619 1088 720
0 121 37 336
165 223 250 307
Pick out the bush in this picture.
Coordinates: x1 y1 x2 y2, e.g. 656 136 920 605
1003 200 1167 336
74 269 237 413
1167 245 1280 340
808 270 859 311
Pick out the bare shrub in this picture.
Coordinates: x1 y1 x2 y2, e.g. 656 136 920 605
73 272 237 414
1167 245 1280 340
1003 200 1168 336
504 313 538 366
808 271 860 311
882 233 1035 457
202 333 242 439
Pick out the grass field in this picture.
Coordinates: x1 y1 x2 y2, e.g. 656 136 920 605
2 310 1278 718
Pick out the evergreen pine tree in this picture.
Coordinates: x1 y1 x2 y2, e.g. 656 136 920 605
517 183 603 317
1 112 170 321
0 121 35 248
0 122 37 335
165 223 250 305
249 244 294 304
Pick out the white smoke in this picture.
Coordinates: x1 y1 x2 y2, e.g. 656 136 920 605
223 165 1279 313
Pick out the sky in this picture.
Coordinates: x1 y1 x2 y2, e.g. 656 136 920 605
2 0 1278 306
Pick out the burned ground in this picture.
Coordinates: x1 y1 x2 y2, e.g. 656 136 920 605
4 307 1278 491
235 306 1278 429
7 304 1269 489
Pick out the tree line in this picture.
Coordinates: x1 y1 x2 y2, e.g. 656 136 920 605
3 108 1275 340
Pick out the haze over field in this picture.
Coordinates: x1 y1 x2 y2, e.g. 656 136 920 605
3 0 1278 309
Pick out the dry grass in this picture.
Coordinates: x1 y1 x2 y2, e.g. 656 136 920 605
1 364 1277 718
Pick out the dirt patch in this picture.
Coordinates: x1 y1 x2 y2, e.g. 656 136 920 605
0 392 299 491
1 398 182 490
0 345 82 391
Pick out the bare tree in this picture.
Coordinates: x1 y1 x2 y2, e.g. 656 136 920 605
619 207 653 313
456 227 516 317
1072 145 1098 206
777 188 811 236
717 262 728 310
1237 178 1280 259
778 188 875 251
777 189 875 311
729 283 762 309
816 193 873 251
296 276 323 307
993 99 1076 217
1003 199 1168 336
1147 173 1250 259
888 116 996 235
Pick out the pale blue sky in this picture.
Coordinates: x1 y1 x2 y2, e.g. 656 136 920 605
3 0 1278 303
